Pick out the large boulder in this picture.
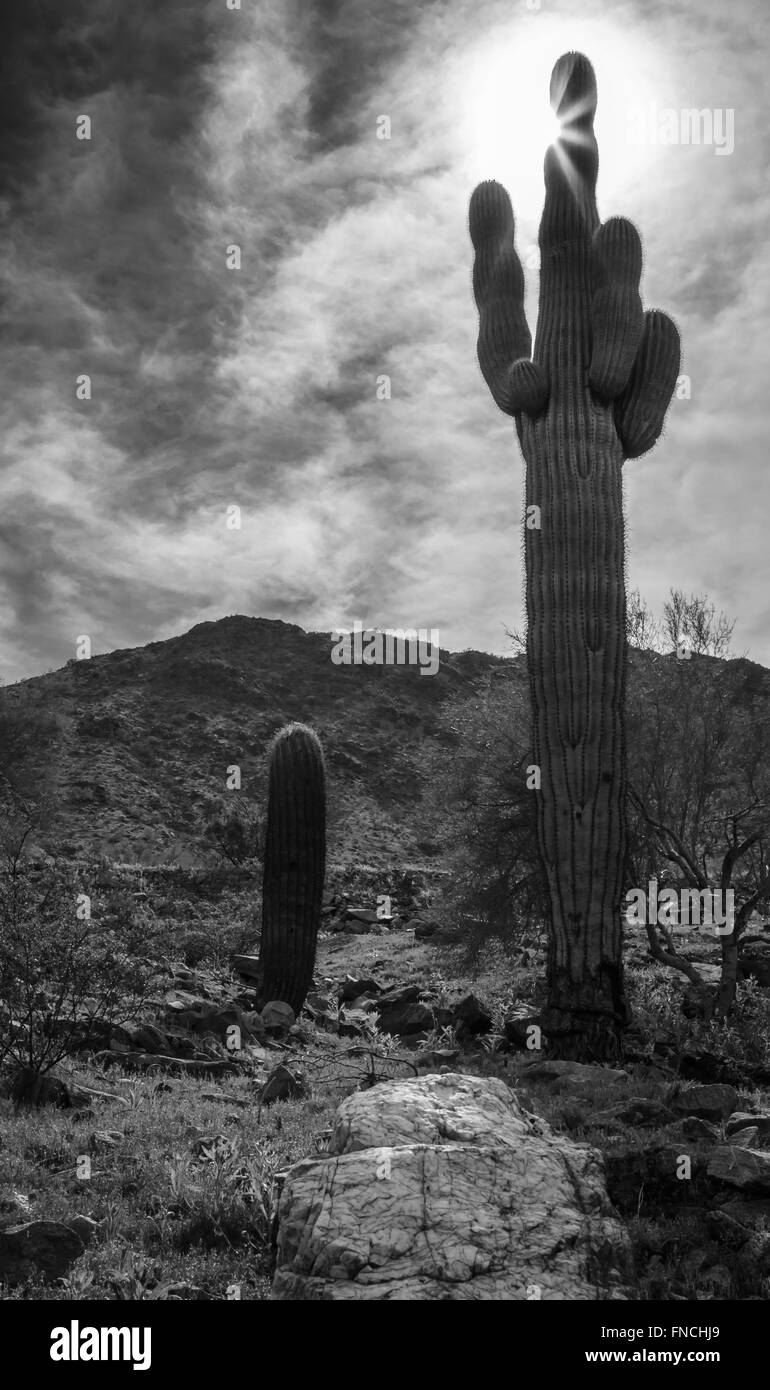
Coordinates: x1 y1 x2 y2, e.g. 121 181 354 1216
271 1073 632 1300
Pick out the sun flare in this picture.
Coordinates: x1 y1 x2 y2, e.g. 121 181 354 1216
459 15 673 232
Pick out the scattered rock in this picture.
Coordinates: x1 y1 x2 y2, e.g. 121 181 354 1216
707 1146 770 1192
726 1113 770 1140
303 992 337 1027
172 1004 259 1044
719 1197 770 1227
260 1001 295 1035
590 1098 676 1129
148 1282 213 1301
705 1209 751 1248
232 954 261 982
670 1084 738 1123
605 1143 707 1209
66 1216 101 1247
410 918 446 940
519 1060 629 1091
450 994 492 1036
665 1116 721 1143
259 1064 307 1107
339 976 382 1003
88 1130 123 1152
375 985 434 1037
10 1070 90 1109
128 1023 171 1053
272 1073 633 1300
503 1009 542 1050
0 1221 85 1286
677 1047 743 1084
347 908 388 925
730 1127 761 1148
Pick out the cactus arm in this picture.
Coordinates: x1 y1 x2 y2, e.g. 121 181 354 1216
589 218 645 399
614 309 681 458
469 181 548 416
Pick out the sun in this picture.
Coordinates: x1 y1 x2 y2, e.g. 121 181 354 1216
458 15 672 232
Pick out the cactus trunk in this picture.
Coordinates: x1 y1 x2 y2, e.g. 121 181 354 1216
258 723 326 1014
522 236 628 1057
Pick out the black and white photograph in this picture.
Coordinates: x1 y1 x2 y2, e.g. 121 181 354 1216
0 0 767 1351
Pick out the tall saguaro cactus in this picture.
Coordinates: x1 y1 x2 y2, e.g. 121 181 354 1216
469 53 680 1060
258 722 326 1014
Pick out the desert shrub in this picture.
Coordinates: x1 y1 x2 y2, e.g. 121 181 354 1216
0 831 162 1097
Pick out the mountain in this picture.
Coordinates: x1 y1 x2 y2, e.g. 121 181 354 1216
0 616 522 866
0 617 766 870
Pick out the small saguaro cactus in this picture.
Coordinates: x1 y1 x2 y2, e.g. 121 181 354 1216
257 722 326 1015
469 52 680 1060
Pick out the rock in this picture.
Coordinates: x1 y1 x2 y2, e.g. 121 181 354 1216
344 918 371 935
719 1197 770 1227
670 1084 738 1123
272 1073 632 1300
677 1047 741 1084
605 1143 707 1208
707 1146 770 1192
705 1209 751 1248
10 1069 90 1109
411 918 445 940
519 1060 629 1091
128 1023 171 1053
303 992 338 1027
260 1001 295 1035
726 1113 770 1140
66 1216 101 1247
347 908 388 925
148 1282 213 1300
339 976 382 1003
259 1064 307 1107
730 1127 761 1148
450 994 492 1036
417 1048 462 1070
173 1004 260 1044
503 1009 542 1050
590 1098 676 1129
232 953 261 981
665 1116 721 1143
0 1221 85 1286
88 1130 123 1151
375 985 434 1037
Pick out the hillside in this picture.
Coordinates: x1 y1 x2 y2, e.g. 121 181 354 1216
0 617 767 871
0 616 524 866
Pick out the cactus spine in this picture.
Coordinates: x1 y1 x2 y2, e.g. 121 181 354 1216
257 722 326 1014
469 53 680 1059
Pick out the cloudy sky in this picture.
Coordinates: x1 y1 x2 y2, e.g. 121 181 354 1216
0 0 766 683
